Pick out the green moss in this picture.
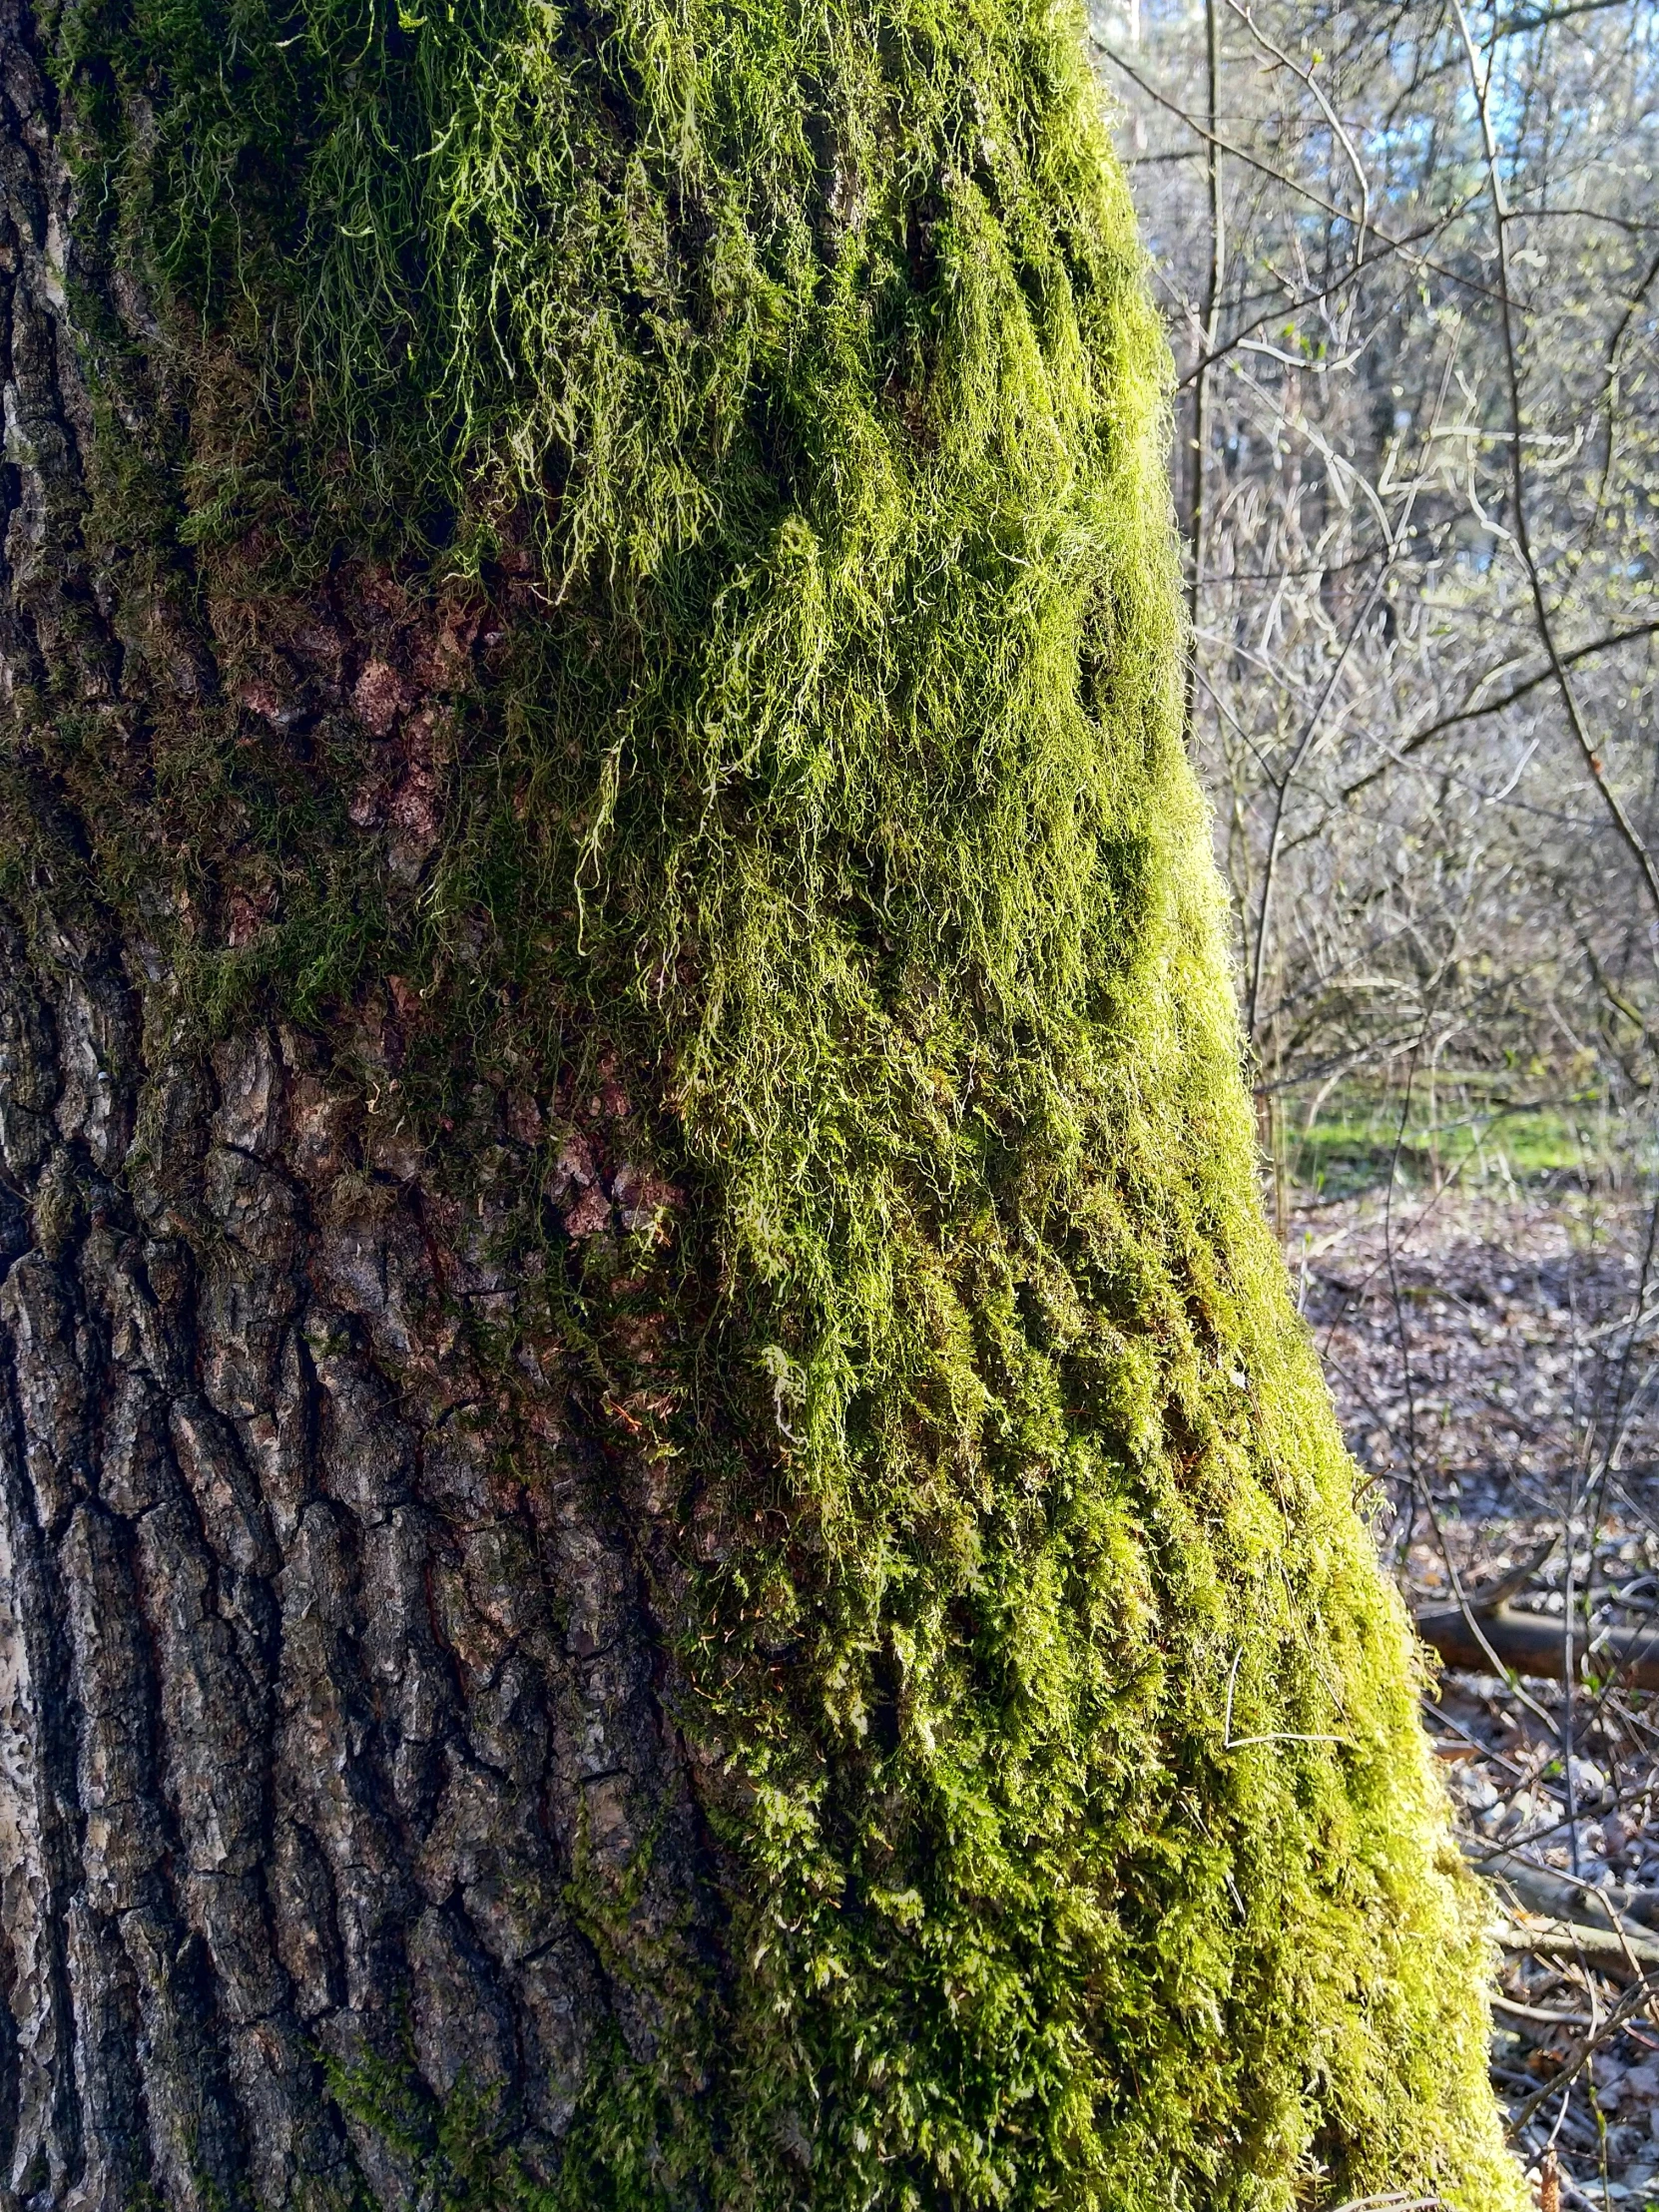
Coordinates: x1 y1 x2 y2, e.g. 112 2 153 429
16 0 1525 2201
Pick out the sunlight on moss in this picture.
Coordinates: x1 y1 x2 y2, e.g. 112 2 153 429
28 0 1529 2200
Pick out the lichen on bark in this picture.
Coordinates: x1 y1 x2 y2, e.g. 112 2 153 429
0 0 1526 2202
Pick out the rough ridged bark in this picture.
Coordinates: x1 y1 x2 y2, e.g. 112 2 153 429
0 32 714 2197
0 950 718 2208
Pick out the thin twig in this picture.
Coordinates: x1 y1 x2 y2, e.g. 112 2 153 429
1245 337 1460 1048
1221 1646 1348 1751
1181 0 1224 745
1338 620 1659 806
1094 41 1506 308
1506 1971 1659 2138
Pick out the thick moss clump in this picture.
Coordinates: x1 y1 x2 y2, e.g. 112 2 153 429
19 0 1522 2201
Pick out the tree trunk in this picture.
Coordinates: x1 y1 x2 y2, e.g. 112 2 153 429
0 0 1522 2204
0 28 716 2206
0 934 702 2209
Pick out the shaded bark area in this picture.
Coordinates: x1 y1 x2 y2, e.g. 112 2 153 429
0 952 719 2208
0 15 716 2205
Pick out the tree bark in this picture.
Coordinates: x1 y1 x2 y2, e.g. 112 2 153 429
0 0 1526 2202
0 950 711 2208
0 27 717 2201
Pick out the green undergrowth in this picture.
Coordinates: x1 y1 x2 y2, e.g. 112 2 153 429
13 0 1526 2202
1283 1073 1627 1202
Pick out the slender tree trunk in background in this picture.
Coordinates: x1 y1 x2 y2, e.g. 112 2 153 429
0 0 1523 2204
1181 0 1223 744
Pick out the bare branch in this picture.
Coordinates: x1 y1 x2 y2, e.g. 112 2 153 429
1451 0 1659 927
1095 38 1506 308
1339 619 1659 803
1496 0 1641 33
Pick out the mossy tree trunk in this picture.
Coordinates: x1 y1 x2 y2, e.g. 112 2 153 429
0 0 1523 2205
0 40 701 2202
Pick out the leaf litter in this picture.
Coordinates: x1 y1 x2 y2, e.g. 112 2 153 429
1298 1165 1659 2208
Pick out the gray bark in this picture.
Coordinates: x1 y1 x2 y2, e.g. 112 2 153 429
0 12 712 2202
0 933 721 2212
0 964 718 2208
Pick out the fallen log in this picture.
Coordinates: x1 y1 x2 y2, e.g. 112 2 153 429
1414 1600 1659 1691
1474 1840 1659 1983
1473 1844 1659 1942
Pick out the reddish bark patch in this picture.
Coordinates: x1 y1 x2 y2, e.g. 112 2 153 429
352 657 411 737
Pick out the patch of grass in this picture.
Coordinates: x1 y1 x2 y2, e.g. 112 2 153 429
1283 1075 1634 1202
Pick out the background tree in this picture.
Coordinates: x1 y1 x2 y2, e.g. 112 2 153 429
0 0 1520 2205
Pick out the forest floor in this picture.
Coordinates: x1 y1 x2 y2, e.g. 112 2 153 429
1297 1160 1659 2208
